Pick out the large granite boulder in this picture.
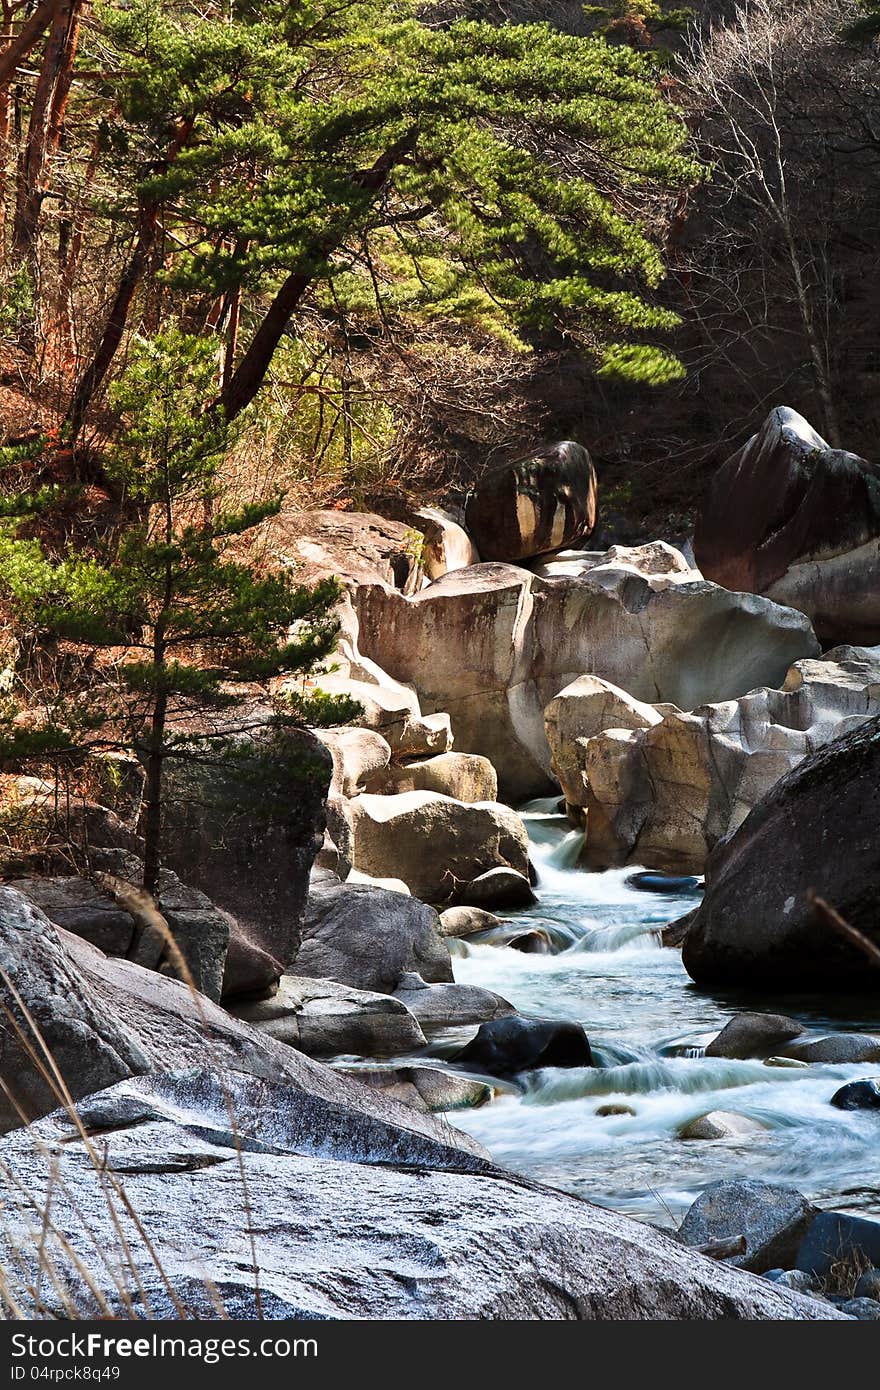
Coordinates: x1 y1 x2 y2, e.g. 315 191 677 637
228 974 428 1058
375 751 498 804
415 506 480 580
160 721 332 1000
353 557 818 800
344 791 530 903
464 440 597 563
694 407 880 644
0 886 477 1156
571 646 880 873
678 1180 819 1274
0 1070 841 1319
254 508 425 592
682 715 880 989
296 879 453 993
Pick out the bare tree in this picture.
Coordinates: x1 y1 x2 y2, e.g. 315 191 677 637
680 0 880 450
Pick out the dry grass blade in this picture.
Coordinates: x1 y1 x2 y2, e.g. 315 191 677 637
808 891 880 968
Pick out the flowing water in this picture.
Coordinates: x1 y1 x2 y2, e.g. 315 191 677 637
447 800 880 1229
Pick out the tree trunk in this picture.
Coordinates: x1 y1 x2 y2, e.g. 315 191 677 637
141 685 167 899
0 1 15 266
0 0 60 90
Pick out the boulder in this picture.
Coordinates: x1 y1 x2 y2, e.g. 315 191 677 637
392 972 515 1031
314 727 392 799
0 888 481 1156
464 440 597 563
0 1071 841 1319
376 752 498 804
830 1079 880 1111
306 670 453 759
855 1269 880 1299
454 1017 593 1076
683 715 880 989
544 675 661 811
439 905 504 938
353 557 818 800
783 1032 880 1063
228 975 427 1058
572 648 880 874
705 1013 804 1060
679 1112 767 1141
415 506 480 580
678 1180 818 1273
296 880 452 993
457 866 538 910
796 1211 880 1281
159 721 332 1000
694 407 880 644
345 792 530 903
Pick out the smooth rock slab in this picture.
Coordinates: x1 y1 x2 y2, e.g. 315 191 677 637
392 973 515 1031
0 1073 842 1320
678 1179 818 1273
781 1033 880 1064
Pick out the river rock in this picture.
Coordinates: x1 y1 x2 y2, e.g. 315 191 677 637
679 1112 767 1141
694 407 880 644
464 440 597 563
795 1211 880 1280
439 906 503 938
260 508 425 592
345 791 530 903
571 648 880 874
228 975 427 1057
454 1017 593 1075
545 675 661 811
392 972 515 1031
159 720 331 1000
376 752 498 803
683 715 880 989
706 1013 804 1060
457 866 538 910
307 671 453 759
297 880 452 993
531 540 695 582
415 506 480 579
830 1079 880 1111
0 1070 841 1319
353 557 818 800
781 1033 880 1064
678 1179 818 1273
839 1297 880 1319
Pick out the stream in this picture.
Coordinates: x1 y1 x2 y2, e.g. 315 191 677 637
446 799 880 1229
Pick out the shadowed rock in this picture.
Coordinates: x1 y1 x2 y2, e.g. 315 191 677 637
464 440 596 563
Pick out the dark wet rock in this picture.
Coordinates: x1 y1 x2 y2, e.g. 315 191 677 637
464 440 597 563
683 716 880 989
455 1016 593 1076
297 880 452 994
0 1071 843 1320
706 1013 804 1060
161 720 332 1001
830 1078 880 1110
626 871 702 895
796 1211 880 1280
678 1179 818 1274
694 407 880 644
854 1269 880 1299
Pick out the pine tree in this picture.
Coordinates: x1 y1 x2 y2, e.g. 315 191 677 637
0 329 356 894
55 0 700 434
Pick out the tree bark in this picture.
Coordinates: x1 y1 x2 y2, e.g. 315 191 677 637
0 0 59 89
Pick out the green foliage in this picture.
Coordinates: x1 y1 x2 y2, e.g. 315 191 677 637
86 0 699 396
0 328 355 886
